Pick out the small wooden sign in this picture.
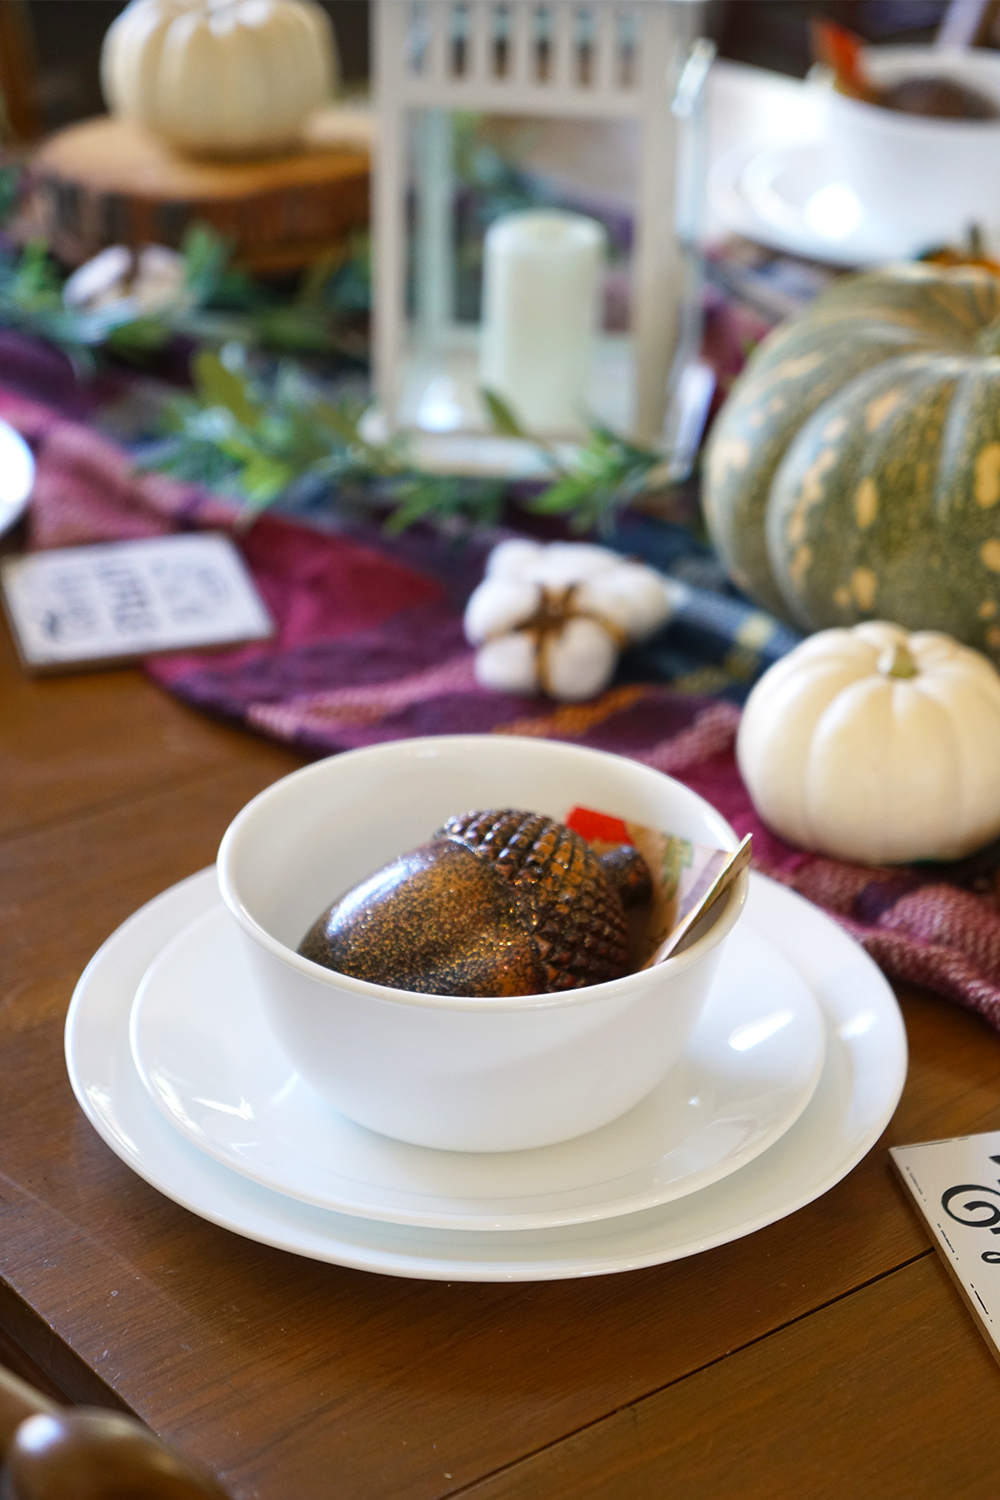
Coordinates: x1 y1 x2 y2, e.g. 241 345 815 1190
892 1131 1000 1368
1 532 273 675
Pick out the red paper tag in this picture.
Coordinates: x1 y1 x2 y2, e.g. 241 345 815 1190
565 806 632 847
565 803 751 967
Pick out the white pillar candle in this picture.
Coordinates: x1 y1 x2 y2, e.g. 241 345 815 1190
479 209 607 435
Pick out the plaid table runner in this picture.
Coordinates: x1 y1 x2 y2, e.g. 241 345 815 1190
3 348 1000 1035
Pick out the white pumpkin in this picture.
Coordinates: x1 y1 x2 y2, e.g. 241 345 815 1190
737 620 1000 865
101 0 337 158
464 540 677 702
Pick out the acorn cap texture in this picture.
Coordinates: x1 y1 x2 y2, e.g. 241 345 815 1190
297 808 637 998
437 808 631 992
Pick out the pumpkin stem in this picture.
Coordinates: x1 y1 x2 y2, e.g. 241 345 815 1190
977 316 1000 358
878 641 919 679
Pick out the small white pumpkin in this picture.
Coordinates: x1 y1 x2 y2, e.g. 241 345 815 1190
101 0 337 159
737 620 1000 864
464 540 677 702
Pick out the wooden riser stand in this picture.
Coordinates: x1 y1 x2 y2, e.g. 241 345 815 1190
24 107 372 272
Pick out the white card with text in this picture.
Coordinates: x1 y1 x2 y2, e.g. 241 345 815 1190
891 1131 1000 1366
1 532 273 673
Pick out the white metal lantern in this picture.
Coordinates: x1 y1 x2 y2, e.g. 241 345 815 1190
372 0 710 473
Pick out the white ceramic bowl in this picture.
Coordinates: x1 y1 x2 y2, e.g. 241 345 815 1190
217 736 747 1153
814 46 1000 251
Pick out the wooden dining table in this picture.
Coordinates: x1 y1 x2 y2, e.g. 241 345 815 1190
2 596 1000 1500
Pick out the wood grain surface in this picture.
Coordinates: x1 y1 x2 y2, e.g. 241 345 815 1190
24 110 371 270
2 610 1000 1499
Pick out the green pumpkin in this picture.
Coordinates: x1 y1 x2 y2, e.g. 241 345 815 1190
703 262 1000 656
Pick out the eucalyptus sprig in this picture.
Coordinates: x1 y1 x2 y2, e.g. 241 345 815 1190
0 218 371 370
0 239 117 372
480 387 670 533
150 350 507 531
531 426 670 532
147 356 672 536
0 224 224 370
168 229 372 361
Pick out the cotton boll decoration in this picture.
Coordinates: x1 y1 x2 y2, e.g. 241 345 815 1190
483 538 554 582
580 560 680 638
465 540 677 701
63 244 192 318
736 620 1000 864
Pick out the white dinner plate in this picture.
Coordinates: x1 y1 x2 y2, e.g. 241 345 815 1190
0 418 34 538
128 902 826 1230
708 140 936 267
64 868 906 1282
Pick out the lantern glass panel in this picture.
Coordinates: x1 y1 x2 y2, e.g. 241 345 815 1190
374 0 710 465
398 107 643 440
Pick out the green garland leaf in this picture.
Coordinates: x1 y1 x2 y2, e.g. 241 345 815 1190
479 386 528 439
0 186 675 536
149 355 672 535
190 350 263 427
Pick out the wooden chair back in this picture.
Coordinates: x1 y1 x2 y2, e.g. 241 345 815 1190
0 1363 229 1499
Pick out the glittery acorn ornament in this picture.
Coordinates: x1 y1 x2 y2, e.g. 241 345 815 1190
298 808 652 997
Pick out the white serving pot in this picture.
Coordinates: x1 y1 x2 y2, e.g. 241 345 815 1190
814 45 1000 251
